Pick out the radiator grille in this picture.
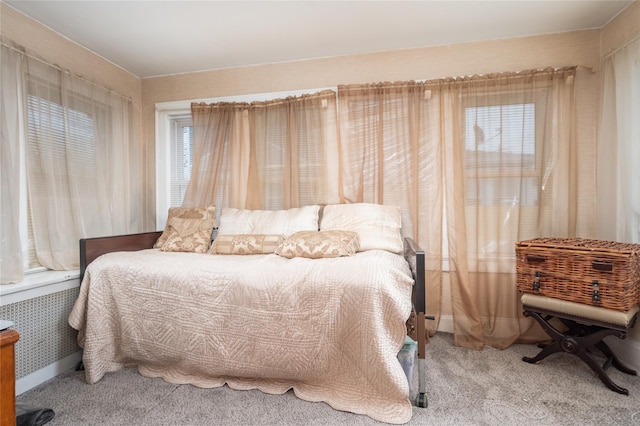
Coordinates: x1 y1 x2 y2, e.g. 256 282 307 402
0 287 81 379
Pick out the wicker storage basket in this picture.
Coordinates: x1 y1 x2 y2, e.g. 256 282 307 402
516 238 640 311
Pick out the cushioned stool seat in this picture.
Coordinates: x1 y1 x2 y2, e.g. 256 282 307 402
521 293 639 395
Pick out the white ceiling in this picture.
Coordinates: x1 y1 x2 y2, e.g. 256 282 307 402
5 0 634 78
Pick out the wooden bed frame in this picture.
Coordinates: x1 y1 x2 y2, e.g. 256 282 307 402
79 231 430 407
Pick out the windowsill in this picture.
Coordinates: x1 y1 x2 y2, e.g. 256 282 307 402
0 270 80 306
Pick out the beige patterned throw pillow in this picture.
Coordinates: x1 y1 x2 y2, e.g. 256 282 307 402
160 217 215 253
275 230 360 259
210 234 285 255
155 205 216 249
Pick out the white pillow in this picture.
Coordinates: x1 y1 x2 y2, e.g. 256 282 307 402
320 203 403 253
217 205 320 237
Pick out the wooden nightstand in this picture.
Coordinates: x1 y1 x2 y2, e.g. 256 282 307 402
0 323 20 426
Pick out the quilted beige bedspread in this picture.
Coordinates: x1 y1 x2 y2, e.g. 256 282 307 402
69 249 414 424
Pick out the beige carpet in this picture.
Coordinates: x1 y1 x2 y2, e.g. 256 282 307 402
18 332 640 425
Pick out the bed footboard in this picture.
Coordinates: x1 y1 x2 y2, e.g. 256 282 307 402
403 237 429 408
79 231 162 281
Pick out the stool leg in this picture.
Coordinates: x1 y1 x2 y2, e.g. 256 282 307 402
523 311 565 341
523 309 632 395
523 342 561 364
557 318 637 376
573 346 629 395
522 311 564 363
595 341 638 376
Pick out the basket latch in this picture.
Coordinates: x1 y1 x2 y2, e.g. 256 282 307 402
591 280 601 303
533 271 540 293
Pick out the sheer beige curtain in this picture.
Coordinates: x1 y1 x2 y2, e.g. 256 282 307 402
337 82 444 334
184 103 249 209
24 52 139 270
338 68 581 348
1 43 140 279
599 38 640 244
440 67 579 349
184 90 340 210
1 45 25 283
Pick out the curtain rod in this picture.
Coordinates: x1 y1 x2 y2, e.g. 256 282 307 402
339 66 580 91
1 39 133 102
603 34 640 60
577 65 595 74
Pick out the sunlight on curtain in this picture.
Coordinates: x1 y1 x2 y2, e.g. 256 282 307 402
440 67 579 349
337 82 444 335
184 103 246 210
337 68 583 349
24 55 138 270
600 39 640 244
251 91 340 209
184 90 340 211
0 45 25 283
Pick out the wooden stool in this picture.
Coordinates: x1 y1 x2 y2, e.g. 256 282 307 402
521 293 639 395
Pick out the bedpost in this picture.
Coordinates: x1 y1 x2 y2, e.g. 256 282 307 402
403 237 429 408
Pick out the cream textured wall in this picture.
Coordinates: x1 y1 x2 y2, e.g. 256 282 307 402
1 3 142 112
600 0 640 56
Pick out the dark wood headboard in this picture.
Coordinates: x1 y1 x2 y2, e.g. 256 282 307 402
79 231 162 281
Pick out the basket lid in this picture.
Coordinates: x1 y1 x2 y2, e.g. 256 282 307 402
516 238 640 255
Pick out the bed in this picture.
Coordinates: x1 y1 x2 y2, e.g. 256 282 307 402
69 203 428 424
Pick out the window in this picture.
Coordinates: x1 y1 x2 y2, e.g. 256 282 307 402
464 102 539 206
169 115 193 207
461 94 547 260
2 44 136 282
25 85 102 270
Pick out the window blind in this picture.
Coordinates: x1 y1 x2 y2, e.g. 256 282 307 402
26 90 98 269
169 115 193 207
